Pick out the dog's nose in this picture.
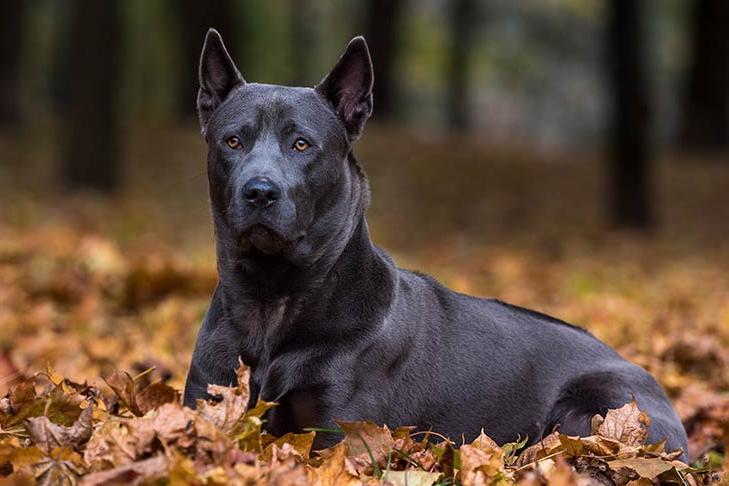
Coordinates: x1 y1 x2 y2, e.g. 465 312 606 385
243 177 281 208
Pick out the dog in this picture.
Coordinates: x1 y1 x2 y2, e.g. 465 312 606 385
183 29 688 457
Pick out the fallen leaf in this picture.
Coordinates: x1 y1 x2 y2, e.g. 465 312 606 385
25 404 93 452
262 431 316 462
544 457 580 486
337 420 395 472
608 456 674 480
515 432 562 467
558 434 621 458
592 400 650 447
196 383 248 434
459 432 505 486
103 370 141 416
307 442 360 486
383 469 442 486
135 381 179 415
80 453 168 485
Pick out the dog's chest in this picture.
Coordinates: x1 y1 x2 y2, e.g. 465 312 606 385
228 297 291 361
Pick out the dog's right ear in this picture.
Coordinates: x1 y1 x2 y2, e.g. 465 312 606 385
197 29 244 136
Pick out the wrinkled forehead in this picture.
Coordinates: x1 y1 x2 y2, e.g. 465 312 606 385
208 83 345 141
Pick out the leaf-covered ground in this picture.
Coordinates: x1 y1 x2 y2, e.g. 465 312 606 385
1 127 728 484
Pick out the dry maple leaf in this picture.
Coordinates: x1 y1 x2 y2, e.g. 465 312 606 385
307 442 361 486
79 453 168 486
265 458 310 485
83 403 196 467
196 383 249 434
135 381 179 415
25 404 93 452
383 470 443 486
337 420 396 473
30 447 86 486
542 456 592 486
515 432 563 468
103 370 141 416
459 445 506 486
262 431 316 463
558 434 621 458
607 456 674 481
591 400 650 448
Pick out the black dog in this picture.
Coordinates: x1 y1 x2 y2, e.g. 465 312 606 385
183 29 688 456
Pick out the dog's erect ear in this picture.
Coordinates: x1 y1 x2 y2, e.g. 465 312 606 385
197 29 244 135
316 36 374 142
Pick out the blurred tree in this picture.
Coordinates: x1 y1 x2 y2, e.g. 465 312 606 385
0 0 24 126
606 0 653 229
289 0 320 86
680 0 729 151
176 0 236 120
446 0 477 131
49 1 71 114
61 0 122 192
364 0 405 120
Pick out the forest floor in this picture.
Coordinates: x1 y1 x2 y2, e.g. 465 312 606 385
0 125 728 484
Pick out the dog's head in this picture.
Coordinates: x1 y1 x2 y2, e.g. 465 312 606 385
198 30 373 268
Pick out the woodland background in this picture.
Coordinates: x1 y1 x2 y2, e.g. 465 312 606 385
0 0 728 484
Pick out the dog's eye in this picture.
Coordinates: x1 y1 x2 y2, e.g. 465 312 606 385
293 138 310 152
226 136 242 149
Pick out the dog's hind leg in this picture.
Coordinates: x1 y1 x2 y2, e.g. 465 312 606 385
544 369 688 461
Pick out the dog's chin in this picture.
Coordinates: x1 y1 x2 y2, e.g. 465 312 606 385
237 224 290 256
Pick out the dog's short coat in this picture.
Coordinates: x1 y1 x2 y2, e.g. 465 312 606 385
183 30 688 456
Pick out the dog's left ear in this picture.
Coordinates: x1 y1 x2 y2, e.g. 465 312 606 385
197 28 245 136
316 36 374 142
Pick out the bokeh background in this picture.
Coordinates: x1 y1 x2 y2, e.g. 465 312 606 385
1 0 728 464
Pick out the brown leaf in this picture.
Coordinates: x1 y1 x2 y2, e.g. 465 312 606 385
515 432 562 467
25 405 93 452
625 479 653 486
307 443 360 486
266 458 310 485
79 453 168 485
3 446 44 473
558 434 621 458
337 420 395 470
608 457 674 480
103 370 142 416
196 383 249 434
459 433 505 486
592 400 650 447
262 431 316 462
544 457 581 486
84 403 197 467
383 470 443 486
470 430 501 452
135 382 179 415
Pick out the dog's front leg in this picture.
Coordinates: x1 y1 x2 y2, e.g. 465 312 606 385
183 286 241 408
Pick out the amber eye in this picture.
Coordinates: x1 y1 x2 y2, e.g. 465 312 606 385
226 136 242 149
293 138 310 152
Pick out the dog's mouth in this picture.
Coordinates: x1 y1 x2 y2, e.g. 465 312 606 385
237 224 299 255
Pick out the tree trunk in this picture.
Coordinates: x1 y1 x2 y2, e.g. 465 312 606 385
680 0 729 151
0 0 25 126
606 0 653 229
446 0 477 131
289 0 319 86
176 0 236 120
61 0 123 192
364 0 405 121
